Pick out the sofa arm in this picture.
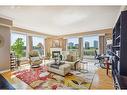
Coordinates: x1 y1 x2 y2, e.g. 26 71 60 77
64 61 75 68
65 60 80 70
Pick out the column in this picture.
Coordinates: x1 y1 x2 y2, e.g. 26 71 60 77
26 35 33 57
79 37 84 59
99 35 106 54
62 38 67 51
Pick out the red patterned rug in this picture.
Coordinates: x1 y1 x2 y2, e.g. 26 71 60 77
14 67 49 88
13 66 66 89
13 66 94 89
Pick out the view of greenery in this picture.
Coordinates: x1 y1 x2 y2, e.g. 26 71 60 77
11 33 45 59
83 36 99 56
11 38 26 58
68 46 98 56
84 48 98 56
68 46 78 49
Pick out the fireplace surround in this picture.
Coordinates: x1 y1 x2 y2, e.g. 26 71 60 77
52 51 60 58
50 48 62 58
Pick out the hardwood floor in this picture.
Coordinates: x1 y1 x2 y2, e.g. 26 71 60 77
1 71 32 89
91 68 114 89
1 63 114 90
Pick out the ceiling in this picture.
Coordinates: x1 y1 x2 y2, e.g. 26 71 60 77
0 6 121 36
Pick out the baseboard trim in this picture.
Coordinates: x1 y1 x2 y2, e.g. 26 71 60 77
0 69 10 74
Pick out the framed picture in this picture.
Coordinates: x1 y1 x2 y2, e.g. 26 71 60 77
52 39 60 48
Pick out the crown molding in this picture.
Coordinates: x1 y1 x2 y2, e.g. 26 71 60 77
0 17 12 27
11 26 54 37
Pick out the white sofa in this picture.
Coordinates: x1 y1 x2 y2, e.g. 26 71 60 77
45 50 80 76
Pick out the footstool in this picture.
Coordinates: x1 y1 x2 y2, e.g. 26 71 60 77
47 63 71 76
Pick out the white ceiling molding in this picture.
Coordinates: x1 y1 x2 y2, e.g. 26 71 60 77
98 33 105 36
11 29 48 38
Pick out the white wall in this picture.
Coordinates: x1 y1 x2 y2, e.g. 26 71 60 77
0 25 10 71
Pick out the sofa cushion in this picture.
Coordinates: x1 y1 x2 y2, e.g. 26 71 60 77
31 57 40 62
66 54 76 62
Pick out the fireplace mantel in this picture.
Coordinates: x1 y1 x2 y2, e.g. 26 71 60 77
50 48 62 58
50 48 62 52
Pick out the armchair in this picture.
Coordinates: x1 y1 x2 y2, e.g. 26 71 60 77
29 50 42 68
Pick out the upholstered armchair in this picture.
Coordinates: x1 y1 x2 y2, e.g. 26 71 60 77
62 51 80 70
29 50 42 68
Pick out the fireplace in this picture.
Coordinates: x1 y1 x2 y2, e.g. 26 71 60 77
52 51 60 58
50 48 62 58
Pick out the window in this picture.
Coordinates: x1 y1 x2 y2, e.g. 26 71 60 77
32 36 45 56
67 37 79 50
11 32 27 58
67 37 79 58
83 36 99 56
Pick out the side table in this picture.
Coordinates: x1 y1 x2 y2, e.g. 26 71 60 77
79 60 88 73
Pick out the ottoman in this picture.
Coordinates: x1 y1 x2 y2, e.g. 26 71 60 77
47 63 71 76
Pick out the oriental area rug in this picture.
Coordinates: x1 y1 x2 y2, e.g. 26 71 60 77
13 66 95 90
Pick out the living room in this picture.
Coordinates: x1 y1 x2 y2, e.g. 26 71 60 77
0 5 127 92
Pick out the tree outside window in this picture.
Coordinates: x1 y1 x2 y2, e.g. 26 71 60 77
11 32 27 58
